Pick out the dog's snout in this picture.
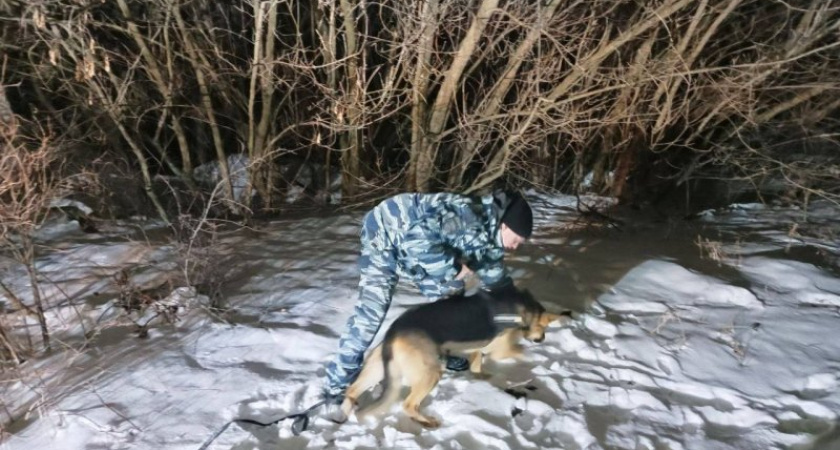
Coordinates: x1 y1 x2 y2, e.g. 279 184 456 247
533 336 545 343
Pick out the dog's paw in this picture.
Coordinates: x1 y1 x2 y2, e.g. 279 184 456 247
416 416 441 429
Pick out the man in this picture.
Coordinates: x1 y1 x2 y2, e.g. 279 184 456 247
323 190 533 416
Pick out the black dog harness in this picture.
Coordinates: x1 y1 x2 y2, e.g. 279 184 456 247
493 313 524 329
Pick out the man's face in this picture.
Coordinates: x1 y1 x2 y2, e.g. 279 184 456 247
500 224 526 250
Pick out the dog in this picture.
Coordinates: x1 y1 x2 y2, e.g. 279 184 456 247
338 283 572 428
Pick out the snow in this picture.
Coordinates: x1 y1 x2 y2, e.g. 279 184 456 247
193 154 252 203
48 198 94 216
1 197 840 450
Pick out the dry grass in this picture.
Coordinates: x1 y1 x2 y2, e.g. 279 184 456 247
695 236 726 265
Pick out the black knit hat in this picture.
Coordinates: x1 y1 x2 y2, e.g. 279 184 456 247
500 193 533 238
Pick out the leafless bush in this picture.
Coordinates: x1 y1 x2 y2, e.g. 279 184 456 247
110 269 191 338
696 235 726 264
648 308 688 349
0 0 836 213
718 321 759 364
0 312 24 368
695 235 743 266
171 213 230 310
0 121 60 358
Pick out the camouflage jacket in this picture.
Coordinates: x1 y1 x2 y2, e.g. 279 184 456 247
372 192 510 296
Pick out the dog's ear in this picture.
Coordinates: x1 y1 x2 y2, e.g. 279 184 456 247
490 281 517 296
520 289 542 307
517 304 535 324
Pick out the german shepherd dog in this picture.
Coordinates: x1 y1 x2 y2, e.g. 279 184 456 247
338 283 571 428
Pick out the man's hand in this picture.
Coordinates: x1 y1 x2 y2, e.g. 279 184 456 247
456 264 474 281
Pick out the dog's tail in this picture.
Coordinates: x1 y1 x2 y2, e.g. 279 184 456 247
357 338 401 418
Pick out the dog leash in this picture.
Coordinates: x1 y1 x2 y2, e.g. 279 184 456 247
196 400 325 450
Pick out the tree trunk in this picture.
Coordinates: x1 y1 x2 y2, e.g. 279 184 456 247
175 3 237 213
450 0 563 189
408 0 439 190
116 0 193 178
411 0 499 192
611 145 637 200
246 0 280 210
338 0 362 198
0 84 13 129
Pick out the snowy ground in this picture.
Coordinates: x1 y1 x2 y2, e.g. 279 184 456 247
1 195 839 450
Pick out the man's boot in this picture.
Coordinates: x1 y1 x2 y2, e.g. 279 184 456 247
444 355 469 372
